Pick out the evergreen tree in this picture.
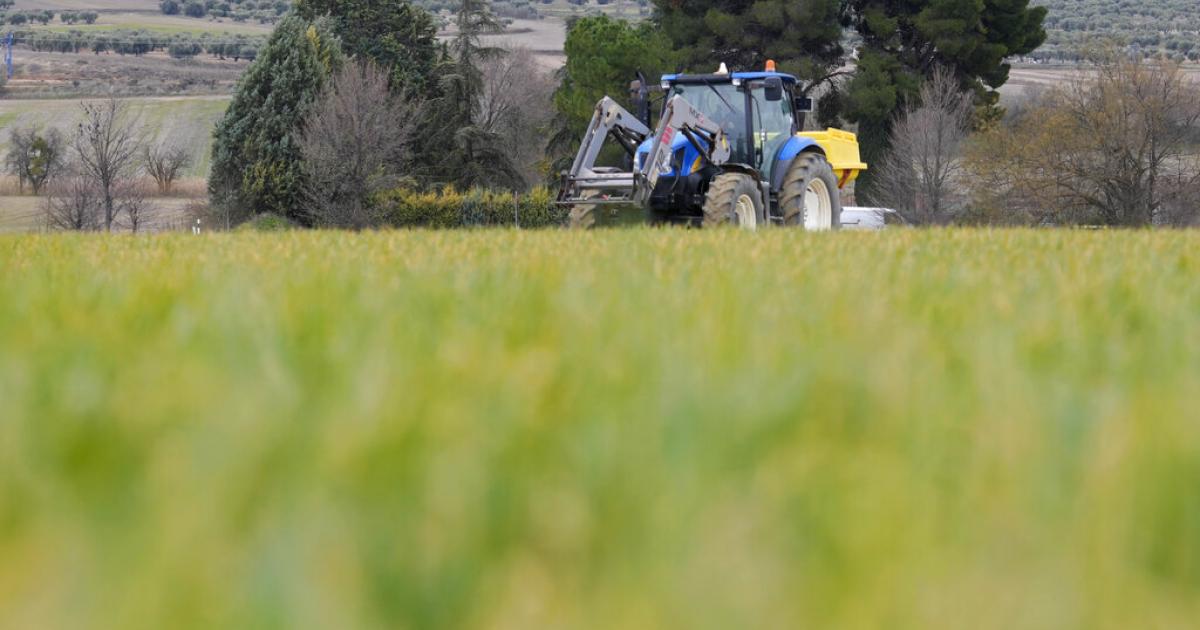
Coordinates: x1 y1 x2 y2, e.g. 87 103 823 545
548 15 676 170
652 0 845 83
420 0 522 189
294 0 438 96
553 16 676 137
209 15 343 223
843 0 1048 188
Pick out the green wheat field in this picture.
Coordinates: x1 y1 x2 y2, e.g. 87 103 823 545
1 229 1198 629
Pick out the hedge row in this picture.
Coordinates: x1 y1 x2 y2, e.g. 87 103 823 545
375 187 567 229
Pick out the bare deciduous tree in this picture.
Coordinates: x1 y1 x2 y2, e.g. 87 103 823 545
478 46 556 186
42 173 102 232
73 98 143 231
143 143 192 194
5 126 66 195
969 53 1200 226
115 180 149 233
299 60 419 229
868 68 973 225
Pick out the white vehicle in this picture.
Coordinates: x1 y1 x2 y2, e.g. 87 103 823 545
840 207 905 230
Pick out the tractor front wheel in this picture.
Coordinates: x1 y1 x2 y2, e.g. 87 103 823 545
780 153 841 231
567 190 600 229
702 172 764 230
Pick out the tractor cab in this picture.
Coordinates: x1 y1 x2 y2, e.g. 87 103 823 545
634 64 813 184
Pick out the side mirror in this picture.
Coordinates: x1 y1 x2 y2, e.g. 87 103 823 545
794 96 814 113
764 77 783 102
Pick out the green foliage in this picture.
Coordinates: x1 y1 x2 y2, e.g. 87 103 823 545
237 212 297 231
652 0 845 82
376 186 565 227
295 0 439 95
552 16 675 146
843 0 1047 190
209 15 343 223
3 229 1200 627
4 127 66 196
161 0 287 23
417 0 524 190
17 29 265 60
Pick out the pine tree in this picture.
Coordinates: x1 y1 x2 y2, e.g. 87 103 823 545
209 15 343 223
843 0 1048 190
652 0 846 83
553 16 675 137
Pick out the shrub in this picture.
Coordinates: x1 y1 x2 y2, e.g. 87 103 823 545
168 42 202 58
375 186 566 229
237 212 295 231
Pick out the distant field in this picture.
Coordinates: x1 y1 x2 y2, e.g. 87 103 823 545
6 50 249 99
0 95 228 178
474 18 565 68
12 0 158 9
1 229 1199 628
21 15 273 36
11 0 274 35
0 193 198 232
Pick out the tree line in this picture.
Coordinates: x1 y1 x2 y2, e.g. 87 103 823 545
7 29 263 60
871 53 1200 227
160 0 289 24
5 101 195 232
31 0 1197 230
200 0 1052 230
1 10 98 26
207 0 556 228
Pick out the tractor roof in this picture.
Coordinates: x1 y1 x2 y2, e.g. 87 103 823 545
661 71 799 85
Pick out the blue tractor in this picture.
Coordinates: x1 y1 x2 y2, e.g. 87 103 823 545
559 63 867 229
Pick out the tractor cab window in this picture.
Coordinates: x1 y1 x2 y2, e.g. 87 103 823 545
748 81 796 176
668 82 752 165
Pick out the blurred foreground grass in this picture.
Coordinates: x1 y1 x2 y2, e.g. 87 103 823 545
1 229 1199 629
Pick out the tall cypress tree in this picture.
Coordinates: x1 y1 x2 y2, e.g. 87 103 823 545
420 0 522 189
209 15 343 223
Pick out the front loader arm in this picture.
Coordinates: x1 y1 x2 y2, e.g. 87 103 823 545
558 96 651 204
637 95 732 191
558 93 732 210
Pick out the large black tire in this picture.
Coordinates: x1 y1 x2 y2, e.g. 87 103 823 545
780 152 842 231
567 190 600 229
702 172 764 229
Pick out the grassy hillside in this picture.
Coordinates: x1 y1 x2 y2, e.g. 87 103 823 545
8 0 274 35
0 96 228 178
1034 0 1200 60
1 229 1198 628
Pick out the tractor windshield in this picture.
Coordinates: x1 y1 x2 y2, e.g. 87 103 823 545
669 82 751 165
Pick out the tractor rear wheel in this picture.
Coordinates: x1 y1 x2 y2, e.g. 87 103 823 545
780 152 841 231
702 172 764 230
